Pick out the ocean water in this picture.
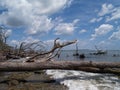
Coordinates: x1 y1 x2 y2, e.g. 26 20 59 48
46 50 120 90
55 50 120 62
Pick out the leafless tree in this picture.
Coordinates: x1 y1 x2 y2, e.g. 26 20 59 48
0 26 9 44
0 26 10 54
26 38 77 62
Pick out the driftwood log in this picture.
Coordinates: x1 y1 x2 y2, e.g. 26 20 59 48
0 61 120 75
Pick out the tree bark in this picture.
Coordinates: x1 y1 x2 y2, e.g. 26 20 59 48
0 60 120 74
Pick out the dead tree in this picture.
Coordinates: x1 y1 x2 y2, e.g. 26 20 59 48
6 40 47 59
0 26 9 51
0 26 8 44
26 38 77 62
0 26 11 60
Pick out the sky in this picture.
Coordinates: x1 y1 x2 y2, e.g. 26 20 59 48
0 0 120 50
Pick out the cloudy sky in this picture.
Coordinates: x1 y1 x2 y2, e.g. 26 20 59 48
0 0 120 50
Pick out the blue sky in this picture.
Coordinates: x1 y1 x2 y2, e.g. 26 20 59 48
0 0 120 50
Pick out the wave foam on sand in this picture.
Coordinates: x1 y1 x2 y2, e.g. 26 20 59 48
46 70 120 90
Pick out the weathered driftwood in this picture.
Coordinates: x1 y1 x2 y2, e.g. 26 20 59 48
26 38 77 61
0 61 120 75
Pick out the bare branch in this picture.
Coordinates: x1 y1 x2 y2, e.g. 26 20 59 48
26 38 77 61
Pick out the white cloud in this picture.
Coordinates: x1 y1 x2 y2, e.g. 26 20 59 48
0 27 12 39
26 16 53 35
10 37 40 46
54 23 74 35
0 0 72 35
109 27 120 40
73 19 80 24
11 40 20 46
98 3 120 22
54 19 79 35
90 17 102 23
45 40 54 44
79 29 87 34
90 18 96 23
109 31 120 40
5 29 12 37
98 40 109 48
23 37 40 44
106 7 120 21
27 0 72 15
10 36 48 51
91 24 113 40
98 41 105 45
98 3 115 16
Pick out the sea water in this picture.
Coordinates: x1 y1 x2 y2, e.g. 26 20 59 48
55 50 120 62
46 50 120 90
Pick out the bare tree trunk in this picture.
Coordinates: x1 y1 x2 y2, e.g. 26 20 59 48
0 61 120 74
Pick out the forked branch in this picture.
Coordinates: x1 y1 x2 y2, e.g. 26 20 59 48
26 38 77 61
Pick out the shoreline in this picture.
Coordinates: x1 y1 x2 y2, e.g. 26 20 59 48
0 71 68 90
46 69 120 90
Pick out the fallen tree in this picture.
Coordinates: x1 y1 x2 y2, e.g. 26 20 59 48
0 38 120 75
0 61 120 75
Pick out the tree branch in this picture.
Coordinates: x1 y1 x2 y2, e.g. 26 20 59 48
26 38 77 62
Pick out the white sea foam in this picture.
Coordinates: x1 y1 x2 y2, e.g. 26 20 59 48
46 70 120 90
